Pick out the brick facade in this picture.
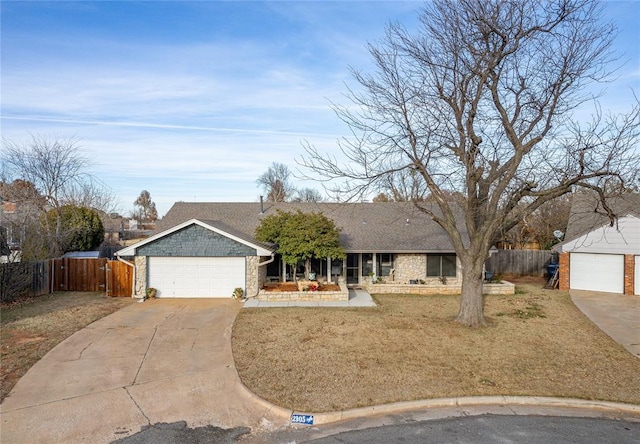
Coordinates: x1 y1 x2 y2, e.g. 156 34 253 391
624 254 634 295
559 252 570 291
558 252 638 295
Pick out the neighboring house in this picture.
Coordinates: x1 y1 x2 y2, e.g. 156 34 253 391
556 193 640 296
117 201 469 298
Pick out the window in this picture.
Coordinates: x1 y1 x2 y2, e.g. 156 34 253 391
361 253 374 277
427 254 457 277
377 253 394 277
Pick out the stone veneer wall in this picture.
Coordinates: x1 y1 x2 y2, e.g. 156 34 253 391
245 256 260 298
257 282 349 302
134 256 146 297
366 281 515 295
391 253 462 285
258 257 268 292
393 254 427 283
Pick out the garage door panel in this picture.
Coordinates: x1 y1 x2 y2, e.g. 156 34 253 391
148 257 245 298
570 253 624 294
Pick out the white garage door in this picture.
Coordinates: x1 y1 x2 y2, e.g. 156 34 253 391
570 253 624 294
148 257 245 298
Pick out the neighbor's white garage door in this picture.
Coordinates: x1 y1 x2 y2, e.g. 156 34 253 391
148 257 245 298
570 253 624 294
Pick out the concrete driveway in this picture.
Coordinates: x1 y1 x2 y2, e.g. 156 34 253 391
571 290 640 359
0 299 289 443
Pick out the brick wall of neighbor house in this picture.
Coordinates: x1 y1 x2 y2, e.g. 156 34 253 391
559 252 570 290
394 254 427 283
137 224 256 257
134 256 146 297
246 256 259 297
624 254 634 295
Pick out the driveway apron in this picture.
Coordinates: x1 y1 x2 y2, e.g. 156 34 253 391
0 299 289 443
571 290 640 359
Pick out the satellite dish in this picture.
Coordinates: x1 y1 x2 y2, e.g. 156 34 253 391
553 230 564 240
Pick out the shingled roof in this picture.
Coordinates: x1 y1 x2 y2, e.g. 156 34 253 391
564 192 640 241
156 201 467 253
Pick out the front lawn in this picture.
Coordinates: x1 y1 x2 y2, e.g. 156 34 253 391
1 292 134 402
232 282 640 412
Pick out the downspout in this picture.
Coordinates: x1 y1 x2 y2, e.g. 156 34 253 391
247 253 275 299
116 254 136 298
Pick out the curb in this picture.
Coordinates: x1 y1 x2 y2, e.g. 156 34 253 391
307 396 640 425
235 378 294 420
236 382 640 426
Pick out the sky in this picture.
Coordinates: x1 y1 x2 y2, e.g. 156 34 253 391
2 1 639 218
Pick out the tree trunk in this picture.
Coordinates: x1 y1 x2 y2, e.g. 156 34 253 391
304 258 311 279
456 255 487 327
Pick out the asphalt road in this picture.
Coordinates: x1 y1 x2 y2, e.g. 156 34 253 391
111 415 640 443
305 415 640 444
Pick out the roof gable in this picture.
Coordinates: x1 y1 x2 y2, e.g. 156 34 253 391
565 192 640 241
117 219 274 257
560 215 640 254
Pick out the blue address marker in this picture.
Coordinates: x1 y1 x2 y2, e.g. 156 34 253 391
291 414 314 425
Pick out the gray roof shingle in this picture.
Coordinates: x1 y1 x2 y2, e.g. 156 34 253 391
565 192 640 241
157 201 466 253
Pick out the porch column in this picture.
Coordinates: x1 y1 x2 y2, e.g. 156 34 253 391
327 257 331 283
372 252 377 279
282 257 287 282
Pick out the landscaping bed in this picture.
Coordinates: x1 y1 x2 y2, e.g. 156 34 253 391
263 282 341 292
259 281 348 302
1 292 134 402
232 280 640 412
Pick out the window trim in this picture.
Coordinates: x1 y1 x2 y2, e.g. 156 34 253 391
426 253 457 277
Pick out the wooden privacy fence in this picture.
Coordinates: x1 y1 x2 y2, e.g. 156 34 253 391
485 249 557 277
0 260 51 302
51 258 132 297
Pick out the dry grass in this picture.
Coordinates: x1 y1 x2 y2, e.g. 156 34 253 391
232 282 640 412
1 292 134 402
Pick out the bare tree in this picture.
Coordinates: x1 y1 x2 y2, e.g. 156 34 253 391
132 190 158 223
2 135 114 258
257 163 295 202
291 187 324 203
499 194 573 249
301 0 640 326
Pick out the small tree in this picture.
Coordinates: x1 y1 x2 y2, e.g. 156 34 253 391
255 210 346 279
2 135 114 258
46 205 105 253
